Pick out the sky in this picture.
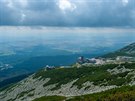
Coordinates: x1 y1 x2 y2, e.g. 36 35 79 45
0 0 135 27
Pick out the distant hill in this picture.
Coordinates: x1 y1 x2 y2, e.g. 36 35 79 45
103 42 135 58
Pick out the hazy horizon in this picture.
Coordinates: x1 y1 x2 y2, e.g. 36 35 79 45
0 27 135 57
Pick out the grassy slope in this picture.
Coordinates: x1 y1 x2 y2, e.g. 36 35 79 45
32 96 66 101
67 85 135 101
34 62 135 90
32 62 135 101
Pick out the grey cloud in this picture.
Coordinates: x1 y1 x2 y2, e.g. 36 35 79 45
0 0 135 27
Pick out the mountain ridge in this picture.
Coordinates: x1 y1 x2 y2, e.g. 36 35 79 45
103 42 135 58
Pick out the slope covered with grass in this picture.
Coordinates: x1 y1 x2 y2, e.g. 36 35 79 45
67 85 135 101
32 96 66 101
34 62 135 90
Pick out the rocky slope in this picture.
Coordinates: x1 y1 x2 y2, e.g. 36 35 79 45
0 62 135 101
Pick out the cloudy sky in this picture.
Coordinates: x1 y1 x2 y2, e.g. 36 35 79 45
0 0 135 27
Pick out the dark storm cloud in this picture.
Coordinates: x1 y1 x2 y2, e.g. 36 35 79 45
0 0 135 27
